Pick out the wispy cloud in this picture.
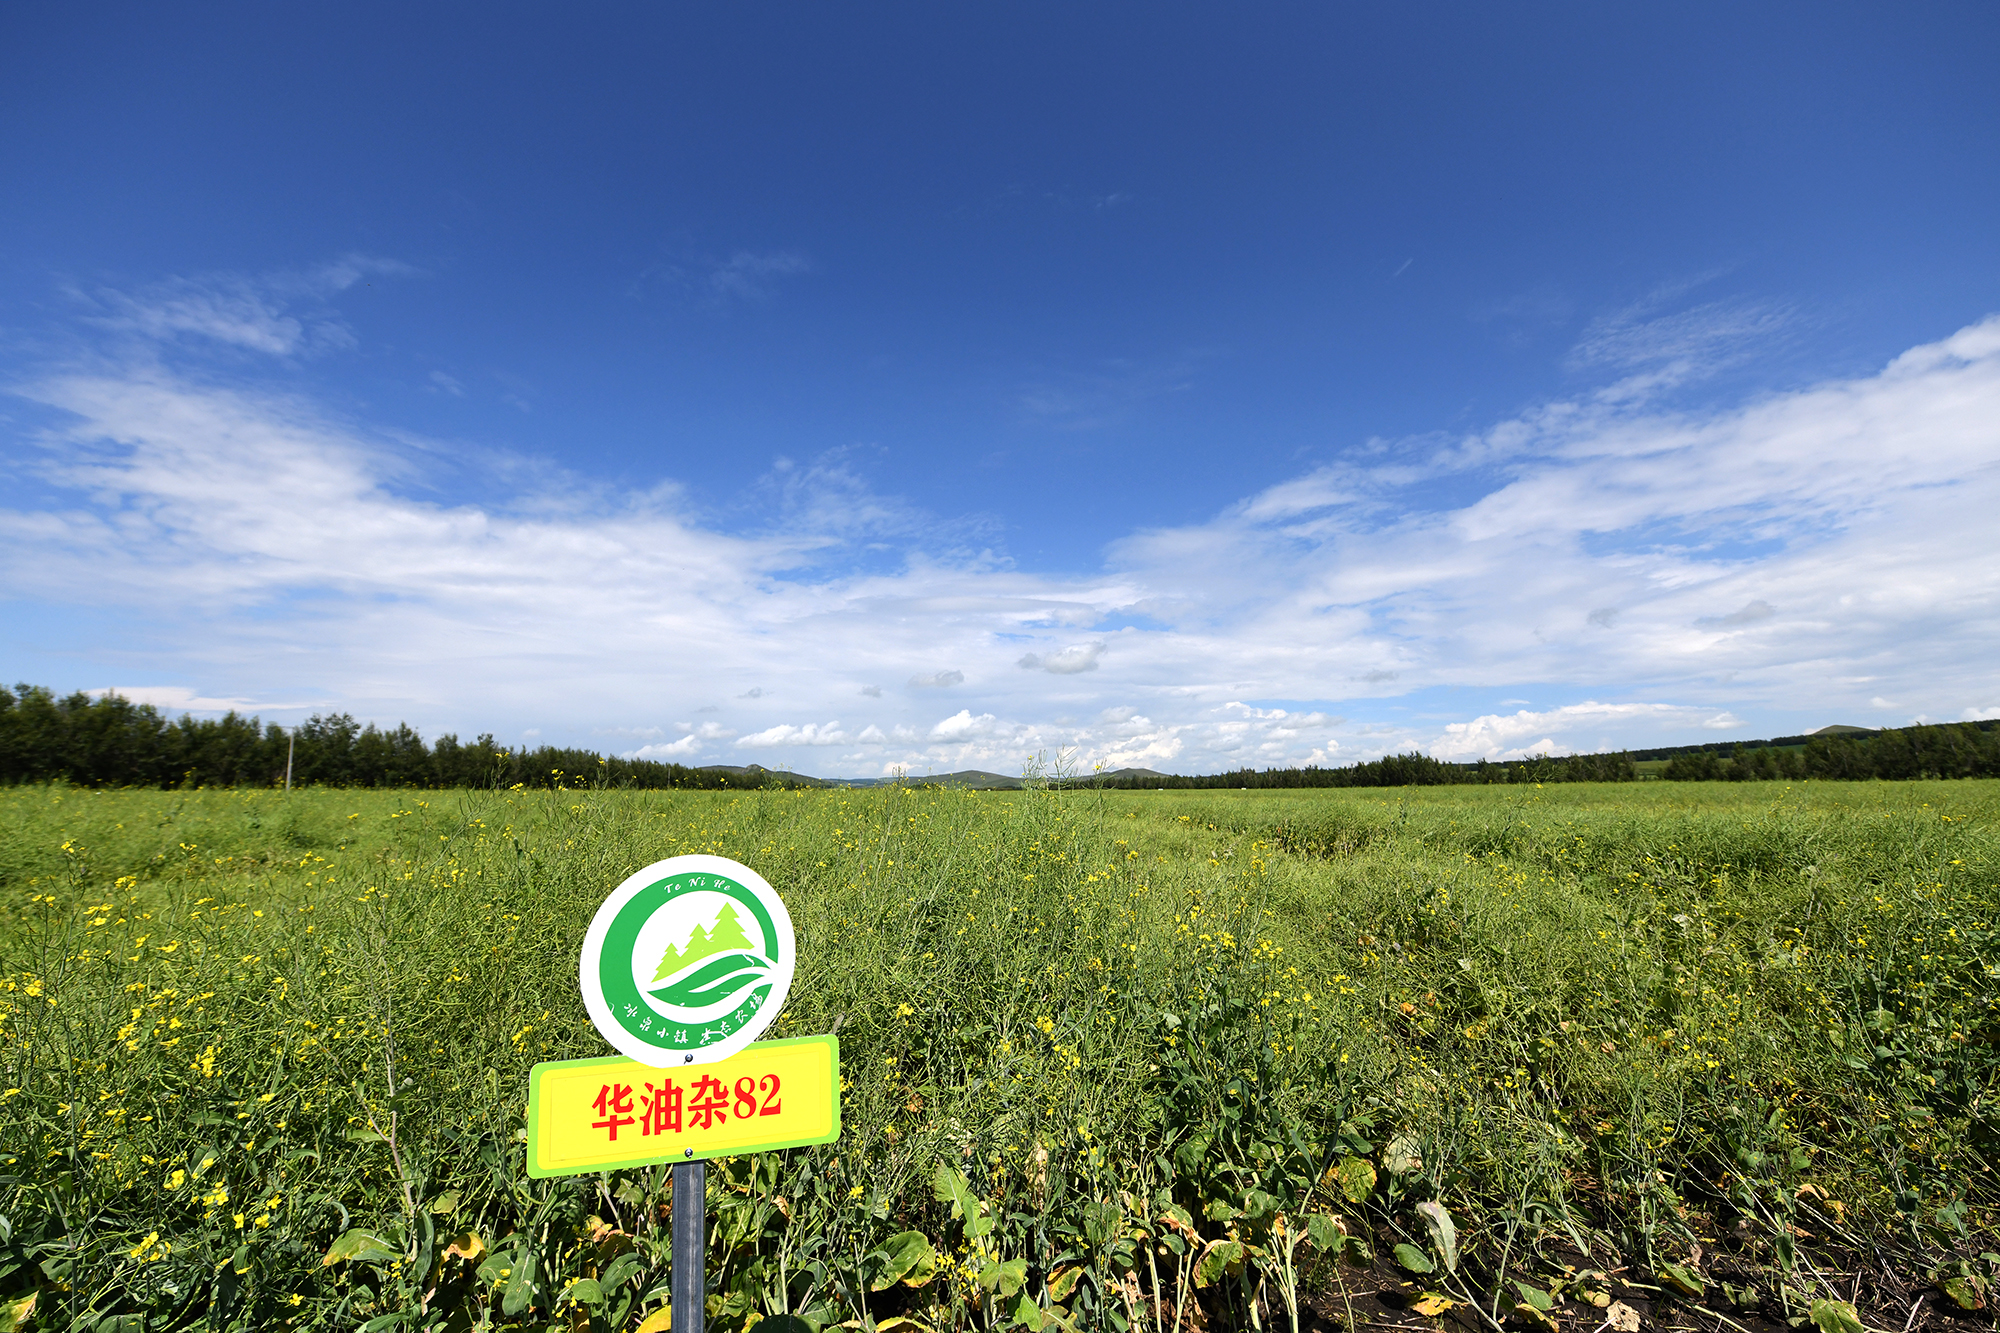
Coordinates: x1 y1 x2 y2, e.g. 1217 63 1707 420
5 276 1998 776
76 257 410 357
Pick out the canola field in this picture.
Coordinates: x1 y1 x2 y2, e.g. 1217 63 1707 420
0 778 1994 1333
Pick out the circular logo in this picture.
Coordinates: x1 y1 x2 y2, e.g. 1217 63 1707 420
579 855 795 1066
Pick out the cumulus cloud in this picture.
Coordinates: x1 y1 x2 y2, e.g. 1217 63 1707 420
909 671 965 689
928 710 996 741
738 721 850 747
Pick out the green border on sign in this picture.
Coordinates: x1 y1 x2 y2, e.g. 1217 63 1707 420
526 1033 841 1178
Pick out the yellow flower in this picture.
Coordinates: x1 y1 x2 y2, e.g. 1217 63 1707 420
233 1213 246 1229
165 1170 186 1190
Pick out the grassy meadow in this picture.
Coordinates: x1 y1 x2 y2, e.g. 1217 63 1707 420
0 778 1995 1332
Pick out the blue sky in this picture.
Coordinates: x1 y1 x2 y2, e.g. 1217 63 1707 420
4 3 1998 775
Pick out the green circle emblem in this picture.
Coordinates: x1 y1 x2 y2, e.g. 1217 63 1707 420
579 855 795 1065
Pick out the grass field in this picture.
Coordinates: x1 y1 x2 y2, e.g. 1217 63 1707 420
1 778 1995 1332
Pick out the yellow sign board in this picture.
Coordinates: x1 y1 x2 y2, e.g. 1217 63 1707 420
526 1034 840 1178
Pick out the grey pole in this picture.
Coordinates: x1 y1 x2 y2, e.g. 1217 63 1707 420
672 1160 706 1333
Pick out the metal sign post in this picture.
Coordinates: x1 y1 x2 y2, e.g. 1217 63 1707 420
673 1160 706 1333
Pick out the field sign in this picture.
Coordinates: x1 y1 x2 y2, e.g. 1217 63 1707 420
526 1033 840 1177
580 854 796 1066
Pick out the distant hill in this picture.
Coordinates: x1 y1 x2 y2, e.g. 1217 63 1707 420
1810 724 1878 736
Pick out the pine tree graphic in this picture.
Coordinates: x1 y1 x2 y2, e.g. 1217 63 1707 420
652 902 758 980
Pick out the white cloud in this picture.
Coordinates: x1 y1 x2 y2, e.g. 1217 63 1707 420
1431 703 1729 761
7 302 2000 777
928 710 996 741
632 736 701 760
87 685 280 713
738 721 850 748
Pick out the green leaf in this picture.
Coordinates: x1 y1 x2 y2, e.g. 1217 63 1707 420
1194 1239 1246 1288
322 1228 399 1267
427 1190 461 1215
1013 1293 1047 1330
1659 1263 1705 1298
230 1243 252 1275
758 1319 816 1333
563 1278 606 1307
1808 1299 1865 1333
1941 1277 1984 1312
2 1294 34 1333
1415 1202 1458 1274
932 1163 993 1238
1203 1199 1239 1222
991 1257 1029 1299
1393 1242 1435 1275
1306 1214 1343 1252
1083 1199 1121 1247
868 1231 935 1290
1333 1157 1377 1203
600 1252 643 1289
502 1249 537 1317
1514 1280 1554 1312
1383 1134 1423 1176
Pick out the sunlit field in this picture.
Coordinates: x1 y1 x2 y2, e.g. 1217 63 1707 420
2 778 1994 1332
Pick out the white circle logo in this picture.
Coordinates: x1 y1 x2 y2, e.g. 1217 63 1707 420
579 855 795 1066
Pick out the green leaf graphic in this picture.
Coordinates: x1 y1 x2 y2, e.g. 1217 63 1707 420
648 951 771 1008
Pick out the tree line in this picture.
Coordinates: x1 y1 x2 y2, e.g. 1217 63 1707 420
0 686 804 791
1660 722 2000 782
3 684 1995 791
1066 749 1640 790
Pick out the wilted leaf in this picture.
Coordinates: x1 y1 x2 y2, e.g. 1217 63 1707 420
1384 1134 1424 1176
1658 1263 1704 1298
1306 1213 1343 1252
633 1308 672 1333
1415 1202 1458 1274
323 1228 399 1267
3 1293 33 1333
1194 1239 1246 1287
1808 1299 1865 1333
1048 1265 1083 1301
1334 1157 1377 1203
1412 1294 1456 1316
979 1257 1028 1299
443 1231 485 1263
1394 1242 1435 1275
1605 1301 1641 1333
